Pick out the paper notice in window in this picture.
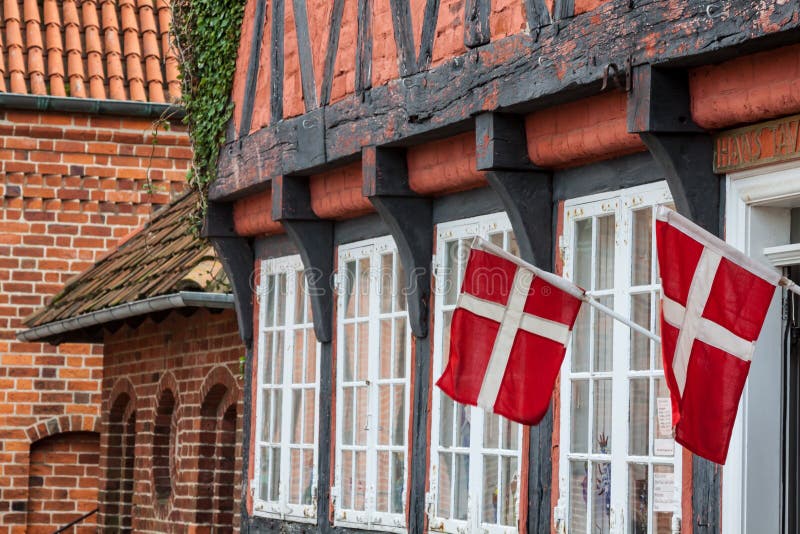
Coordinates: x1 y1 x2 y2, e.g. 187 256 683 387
655 438 674 456
653 471 675 512
656 397 672 437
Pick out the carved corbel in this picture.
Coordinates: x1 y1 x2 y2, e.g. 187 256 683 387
362 146 433 338
271 175 334 343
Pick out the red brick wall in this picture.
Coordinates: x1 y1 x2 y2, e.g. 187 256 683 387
26 431 99 534
0 109 191 532
99 309 244 532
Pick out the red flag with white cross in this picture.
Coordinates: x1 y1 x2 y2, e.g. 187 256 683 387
436 238 585 425
656 206 785 464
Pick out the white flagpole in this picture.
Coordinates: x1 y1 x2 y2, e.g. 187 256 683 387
582 295 662 344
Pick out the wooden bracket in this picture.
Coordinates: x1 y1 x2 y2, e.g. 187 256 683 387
204 202 255 350
271 176 334 343
628 64 721 236
475 112 538 172
362 146 433 338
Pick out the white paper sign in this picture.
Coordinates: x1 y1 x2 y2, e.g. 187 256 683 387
653 471 675 512
655 438 674 456
656 397 673 437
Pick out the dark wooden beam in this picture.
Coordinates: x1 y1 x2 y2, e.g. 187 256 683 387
416 0 440 71
212 1 800 201
320 0 345 106
269 0 285 124
627 64 720 235
524 0 551 30
553 0 573 20
271 176 334 343
356 0 373 94
296 108 326 170
464 0 490 48
204 202 256 350
627 63 721 534
475 112 537 171
389 0 416 76
292 0 319 111
362 146 432 338
238 0 269 137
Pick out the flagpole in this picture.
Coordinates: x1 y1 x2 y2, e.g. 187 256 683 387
780 277 800 297
582 295 662 344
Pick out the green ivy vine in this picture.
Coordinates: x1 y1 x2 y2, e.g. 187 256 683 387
172 0 246 227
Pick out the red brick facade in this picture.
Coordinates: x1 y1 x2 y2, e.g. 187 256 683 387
99 309 244 533
0 109 190 532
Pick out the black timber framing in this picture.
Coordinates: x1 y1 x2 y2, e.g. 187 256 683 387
203 202 255 350
388 0 415 77
464 0 490 48
238 0 268 137
292 0 319 111
213 0 800 201
320 0 345 106
475 112 554 534
362 146 433 534
524 0 551 31
356 0 373 95
627 64 721 534
269 0 285 124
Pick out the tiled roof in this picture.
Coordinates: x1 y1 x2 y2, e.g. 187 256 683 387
25 191 228 327
0 0 180 101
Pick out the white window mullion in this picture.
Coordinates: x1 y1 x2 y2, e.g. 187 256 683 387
366 251 380 525
279 269 297 516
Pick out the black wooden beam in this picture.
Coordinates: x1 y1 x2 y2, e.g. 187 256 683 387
627 63 721 534
269 0 285 124
553 0 573 21
238 0 268 137
292 0 319 111
475 112 536 172
389 0 416 77
356 0 373 95
464 0 490 48
362 146 432 338
320 0 345 106
213 1 800 201
627 64 720 235
416 0 440 71
362 145 432 534
524 0 551 30
204 202 256 350
271 176 334 343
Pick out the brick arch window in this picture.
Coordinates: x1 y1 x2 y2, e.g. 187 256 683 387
196 375 239 533
152 385 178 512
105 389 136 530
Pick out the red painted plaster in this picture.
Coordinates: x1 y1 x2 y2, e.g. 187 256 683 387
407 132 487 195
233 190 284 237
309 161 374 219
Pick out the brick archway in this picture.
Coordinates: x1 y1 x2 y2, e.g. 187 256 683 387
101 377 138 531
24 415 100 444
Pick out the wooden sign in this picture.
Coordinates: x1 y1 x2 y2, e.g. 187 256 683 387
714 113 800 173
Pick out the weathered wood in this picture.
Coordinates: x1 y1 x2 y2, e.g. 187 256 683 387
292 0 319 111
524 0 551 30
213 0 800 201
362 146 432 338
204 202 255 349
528 407 553 534
356 0 373 94
628 64 720 235
296 108 327 170
464 0 490 48
553 0 573 20
271 176 334 343
238 0 269 137
416 0 440 71
269 0 285 124
389 0 415 76
320 0 345 106
475 112 537 171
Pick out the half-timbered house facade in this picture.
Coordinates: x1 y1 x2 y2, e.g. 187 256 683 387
207 2 800 533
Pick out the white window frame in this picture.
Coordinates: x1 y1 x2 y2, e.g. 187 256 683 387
557 181 682 534
428 212 524 534
333 235 411 532
253 255 320 523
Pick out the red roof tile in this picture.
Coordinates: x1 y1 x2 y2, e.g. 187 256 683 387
0 0 181 101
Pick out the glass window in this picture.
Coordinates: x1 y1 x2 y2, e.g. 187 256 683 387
334 236 411 531
253 256 319 522
559 183 680 534
429 213 524 533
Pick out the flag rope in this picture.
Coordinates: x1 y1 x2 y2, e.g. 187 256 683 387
780 277 800 297
583 295 662 344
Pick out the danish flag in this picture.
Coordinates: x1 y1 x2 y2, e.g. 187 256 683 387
436 238 585 425
656 206 783 464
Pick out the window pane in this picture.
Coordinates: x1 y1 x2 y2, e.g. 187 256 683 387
654 378 674 457
356 386 368 445
272 390 282 442
629 378 650 456
306 332 317 383
595 215 615 290
357 257 370 317
482 455 499 524
291 389 302 443
500 456 518 526
259 446 270 500
445 240 460 306
379 319 392 379
377 451 390 512
395 257 407 312
508 233 520 257
484 413 500 449
501 417 519 451
593 461 611 534
342 450 353 509
290 449 301 503
654 464 675 533
261 391 272 442
378 385 391 445
264 275 276 327
262 332 275 384
357 322 369 382
439 393 454 448
380 253 393 313
632 208 653 286
572 304 589 372
303 389 315 444
593 379 612 454
574 218 592 289
302 449 314 505
391 451 404 514
342 388 354 445
270 447 281 501
569 460 587 533
343 324 355 382
442 310 454 367
354 451 367 510
630 292 652 371
394 318 407 378
571 380 589 453
276 273 287 326
392 385 405 446
294 270 305 324
593 296 614 372
293 330 304 383
629 463 649 534
455 404 470 448
343 261 356 318
438 453 453 518
454 453 469 521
